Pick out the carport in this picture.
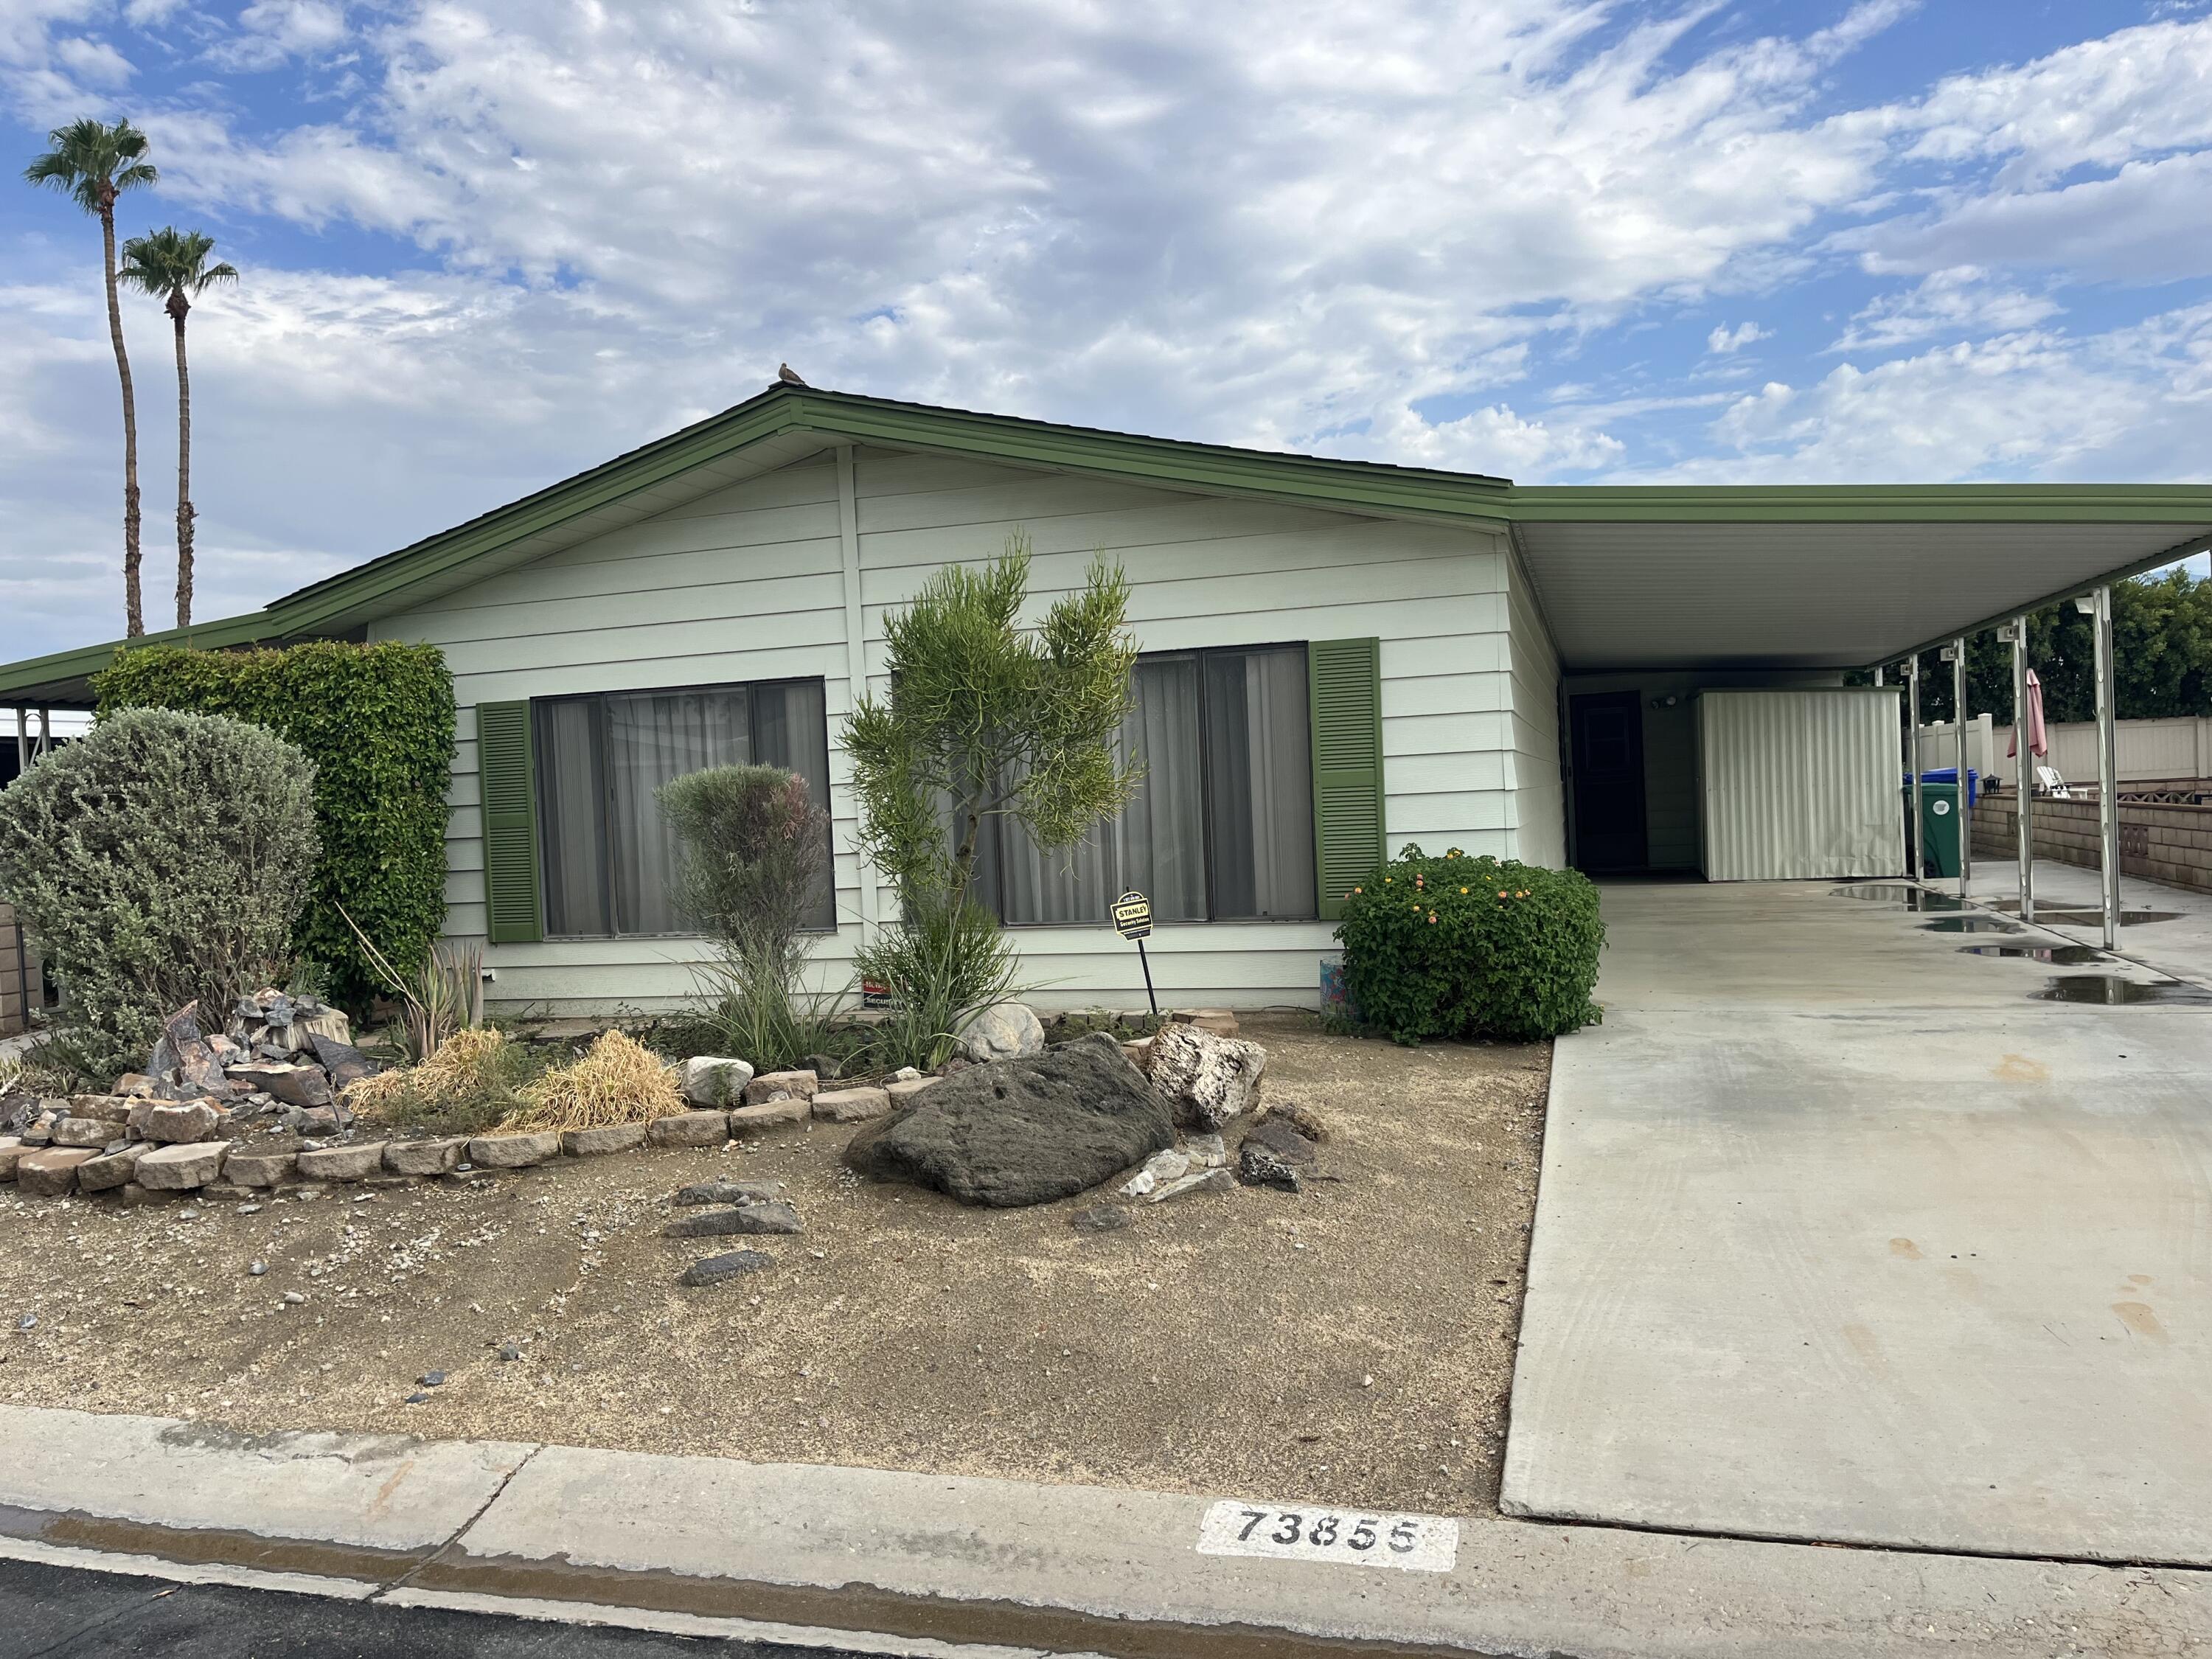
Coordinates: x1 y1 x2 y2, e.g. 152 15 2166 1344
1497 488 2212 1566
1506 487 2212 939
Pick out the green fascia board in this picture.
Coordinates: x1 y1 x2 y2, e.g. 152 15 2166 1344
0 610 288 706
1506 483 2212 524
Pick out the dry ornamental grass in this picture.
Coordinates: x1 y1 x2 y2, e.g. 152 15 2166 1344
345 1026 515 1123
501 1030 681 1133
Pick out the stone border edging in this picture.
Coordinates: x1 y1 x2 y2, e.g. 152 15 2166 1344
0 1405 2205 1658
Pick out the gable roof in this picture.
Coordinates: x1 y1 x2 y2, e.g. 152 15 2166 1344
7 382 2212 699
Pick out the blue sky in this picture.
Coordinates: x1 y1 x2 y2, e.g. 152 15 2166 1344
7 0 2212 660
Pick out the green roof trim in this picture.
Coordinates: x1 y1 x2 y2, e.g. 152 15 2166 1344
8 381 2212 703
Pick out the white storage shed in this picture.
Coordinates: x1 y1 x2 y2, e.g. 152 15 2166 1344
1696 688 1905 881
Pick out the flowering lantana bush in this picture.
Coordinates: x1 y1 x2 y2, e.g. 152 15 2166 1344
1333 844 1604 1045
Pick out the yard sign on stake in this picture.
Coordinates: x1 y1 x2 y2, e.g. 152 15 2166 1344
1113 889 1158 1016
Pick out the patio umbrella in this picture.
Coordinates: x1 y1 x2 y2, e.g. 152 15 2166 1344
2007 667 2048 776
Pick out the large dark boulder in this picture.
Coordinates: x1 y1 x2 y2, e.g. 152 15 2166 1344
844 1032 1173 1207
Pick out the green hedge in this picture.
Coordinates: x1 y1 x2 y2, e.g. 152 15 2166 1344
93 641 457 1011
1335 844 1604 1044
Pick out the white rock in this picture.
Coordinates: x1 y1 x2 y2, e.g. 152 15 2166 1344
1140 1148 1190 1184
1185 1133 1228 1169
959 1001 1045 1063
680 1056 756 1107
1119 1169 1158 1198
1147 1022 1267 1130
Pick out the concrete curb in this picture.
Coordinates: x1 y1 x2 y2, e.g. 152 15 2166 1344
3 1405 2208 1656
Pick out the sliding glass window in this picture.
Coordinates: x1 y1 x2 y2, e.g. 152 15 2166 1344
535 678 833 936
972 644 1316 925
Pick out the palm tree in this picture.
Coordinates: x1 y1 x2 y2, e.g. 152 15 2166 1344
24 118 158 637
120 229 238 630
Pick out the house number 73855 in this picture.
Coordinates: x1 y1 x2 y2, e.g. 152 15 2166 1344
1194 1499 1459 1572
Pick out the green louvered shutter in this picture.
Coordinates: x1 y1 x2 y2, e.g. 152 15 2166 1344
476 700 543 945
1309 638 1385 922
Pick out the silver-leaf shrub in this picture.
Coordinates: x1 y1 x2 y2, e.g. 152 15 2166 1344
0 706 319 1078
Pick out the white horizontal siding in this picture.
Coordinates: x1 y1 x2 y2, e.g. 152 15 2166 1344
378 443 1522 1012
1505 550 1565 866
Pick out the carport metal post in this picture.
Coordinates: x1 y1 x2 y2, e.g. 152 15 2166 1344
11 709 23 776
1952 637 1972 897
1906 657 1924 880
2011 616 2034 924
2096 585 2121 950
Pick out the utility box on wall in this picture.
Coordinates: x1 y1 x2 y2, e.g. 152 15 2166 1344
1697 688 1905 881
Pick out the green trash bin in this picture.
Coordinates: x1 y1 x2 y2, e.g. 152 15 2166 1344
1913 781 1961 878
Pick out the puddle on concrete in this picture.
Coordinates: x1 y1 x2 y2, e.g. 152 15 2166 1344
1921 917 2023 933
2035 975 2212 1005
2032 910 2183 928
1832 883 1966 911
1959 945 2107 966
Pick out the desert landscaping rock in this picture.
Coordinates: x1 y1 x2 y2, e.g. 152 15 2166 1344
296 1141 389 1181
307 1032 378 1092
141 1101 221 1145
1186 1132 1227 1169
680 1249 774 1286
225 1147 299 1187
1261 1099 1333 1144
1070 1204 1133 1234
1149 1022 1267 1130
672 1178 784 1206
1178 1008 1242 1038
136 1141 228 1192
385 1137 470 1175
227 1062 333 1110
468 1131 561 1169
1243 1115 1319 1166
647 1110 730 1149
562 1123 648 1157
68 1095 133 1124
1148 1167 1234 1203
663 1200 804 1239
1238 1144 1302 1192
49 1117 114 1150
884 1077 937 1107
844 1032 1174 1208
959 1001 1046 1063
17 1147 98 1197
76 1144 148 1194
679 1057 756 1106
728 1095 808 1130
0 1138 22 1181
813 1085 892 1124
742 1070 818 1107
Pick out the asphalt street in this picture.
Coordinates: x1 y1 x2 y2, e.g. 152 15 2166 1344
0 1555 911 1659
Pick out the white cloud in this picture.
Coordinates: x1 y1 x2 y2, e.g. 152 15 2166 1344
1706 321 1771 355
1677 302 2212 482
1832 265 2059 351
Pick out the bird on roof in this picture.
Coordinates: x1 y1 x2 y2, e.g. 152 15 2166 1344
777 364 807 386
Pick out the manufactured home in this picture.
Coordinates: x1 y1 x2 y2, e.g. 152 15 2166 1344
7 386 2211 1011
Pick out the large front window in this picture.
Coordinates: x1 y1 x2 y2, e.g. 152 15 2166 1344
971 643 1317 925
535 678 833 936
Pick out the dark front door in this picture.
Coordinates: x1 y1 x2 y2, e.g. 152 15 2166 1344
1571 691 1649 872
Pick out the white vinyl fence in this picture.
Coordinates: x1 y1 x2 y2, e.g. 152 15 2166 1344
1956 714 2212 788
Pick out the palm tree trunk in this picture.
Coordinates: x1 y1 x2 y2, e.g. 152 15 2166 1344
100 198 143 638
171 294 193 630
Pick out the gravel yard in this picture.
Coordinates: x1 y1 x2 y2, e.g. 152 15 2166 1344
0 1014 1548 1515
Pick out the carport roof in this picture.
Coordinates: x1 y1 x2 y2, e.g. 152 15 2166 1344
4 384 2212 702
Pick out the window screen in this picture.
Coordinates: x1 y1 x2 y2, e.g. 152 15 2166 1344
535 678 832 937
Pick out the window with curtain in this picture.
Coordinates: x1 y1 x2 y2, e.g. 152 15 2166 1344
972 644 1316 926
534 678 833 936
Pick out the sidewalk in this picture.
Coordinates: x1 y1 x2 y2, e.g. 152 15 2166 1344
2 1406 2206 1657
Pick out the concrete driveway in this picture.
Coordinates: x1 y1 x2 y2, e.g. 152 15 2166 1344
1500 879 2212 1565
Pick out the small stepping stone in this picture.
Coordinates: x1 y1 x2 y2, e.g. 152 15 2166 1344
1070 1206 1132 1234
663 1201 801 1238
680 1250 773 1287
670 1179 784 1207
